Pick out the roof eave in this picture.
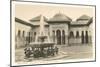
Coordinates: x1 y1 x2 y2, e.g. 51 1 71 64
15 17 34 27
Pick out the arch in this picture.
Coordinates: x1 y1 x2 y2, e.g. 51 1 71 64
76 31 79 38
52 30 55 35
81 31 84 44
22 31 25 37
28 32 31 43
85 31 88 43
33 32 36 42
52 30 55 42
70 31 74 38
18 30 21 37
34 32 36 36
56 30 61 45
62 30 65 44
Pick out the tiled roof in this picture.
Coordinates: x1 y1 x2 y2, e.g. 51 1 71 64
29 15 48 22
15 17 34 27
15 14 93 27
48 13 72 22
15 17 49 27
71 17 93 26
76 15 91 20
69 15 92 26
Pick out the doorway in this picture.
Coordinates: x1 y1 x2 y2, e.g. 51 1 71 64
56 30 61 45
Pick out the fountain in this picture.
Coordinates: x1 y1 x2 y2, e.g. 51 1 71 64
29 15 55 51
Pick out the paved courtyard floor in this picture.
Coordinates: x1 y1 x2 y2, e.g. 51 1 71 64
15 44 94 65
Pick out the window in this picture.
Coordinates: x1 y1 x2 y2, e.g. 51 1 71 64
76 31 79 38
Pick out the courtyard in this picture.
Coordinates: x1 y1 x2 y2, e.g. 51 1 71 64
15 44 94 65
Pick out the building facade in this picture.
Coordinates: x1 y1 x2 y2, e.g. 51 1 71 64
15 13 93 48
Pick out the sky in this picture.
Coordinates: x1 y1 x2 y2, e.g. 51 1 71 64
14 2 95 21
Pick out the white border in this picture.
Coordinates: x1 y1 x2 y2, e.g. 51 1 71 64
11 1 96 66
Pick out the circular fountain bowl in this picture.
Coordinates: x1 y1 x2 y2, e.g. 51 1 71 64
38 35 47 38
29 42 55 48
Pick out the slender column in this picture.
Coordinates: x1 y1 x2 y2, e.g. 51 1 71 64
55 30 57 45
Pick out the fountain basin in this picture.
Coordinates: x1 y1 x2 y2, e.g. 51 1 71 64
29 42 55 48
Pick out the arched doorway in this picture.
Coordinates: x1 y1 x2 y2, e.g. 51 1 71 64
62 30 65 44
52 30 55 42
34 32 36 42
18 30 21 37
85 31 88 43
76 31 79 38
81 31 84 44
28 32 31 43
56 30 61 45
70 31 74 38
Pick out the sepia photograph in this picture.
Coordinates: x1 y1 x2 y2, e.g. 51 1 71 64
11 1 96 66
